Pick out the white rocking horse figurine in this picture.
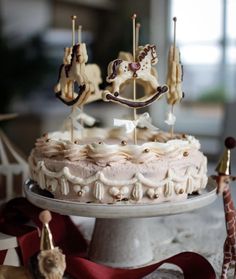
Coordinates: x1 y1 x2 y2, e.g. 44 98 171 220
114 50 159 96
107 44 158 94
54 43 94 107
103 44 168 108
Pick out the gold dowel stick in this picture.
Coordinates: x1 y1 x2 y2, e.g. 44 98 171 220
71 15 76 46
70 15 77 142
173 17 177 62
132 14 136 61
77 24 84 139
78 25 82 44
170 105 174 138
132 14 137 145
169 17 177 138
135 23 141 51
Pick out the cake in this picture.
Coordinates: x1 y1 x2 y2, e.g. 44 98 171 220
28 16 208 204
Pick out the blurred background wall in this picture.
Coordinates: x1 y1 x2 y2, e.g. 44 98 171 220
0 0 235 166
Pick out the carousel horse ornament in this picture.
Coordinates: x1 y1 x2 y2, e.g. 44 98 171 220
164 17 184 137
113 50 159 96
166 18 184 106
54 43 94 107
103 44 168 109
107 44 159 94
166 45 184 105
213 137 236 279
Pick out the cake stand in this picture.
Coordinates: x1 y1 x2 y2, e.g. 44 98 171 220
24 179 217 268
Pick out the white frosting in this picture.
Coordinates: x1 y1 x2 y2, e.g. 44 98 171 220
61 176 69 195
29 152 207 202
29 132 208 204
132 182 143 201
34 133 200 166
93 181 104 201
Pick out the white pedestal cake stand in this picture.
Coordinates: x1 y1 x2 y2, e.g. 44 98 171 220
24 180 217 268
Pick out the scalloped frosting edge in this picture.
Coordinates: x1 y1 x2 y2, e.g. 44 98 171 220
29 156 208 203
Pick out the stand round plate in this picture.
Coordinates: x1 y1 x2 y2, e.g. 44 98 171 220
24 179 217 268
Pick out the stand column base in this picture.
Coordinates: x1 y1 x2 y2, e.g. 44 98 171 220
88 218 153 268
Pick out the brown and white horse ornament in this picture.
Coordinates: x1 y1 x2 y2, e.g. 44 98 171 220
54 43 94 107
103 44 168 108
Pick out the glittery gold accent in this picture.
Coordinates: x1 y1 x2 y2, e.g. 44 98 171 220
216 149 231 175
40 223 54 251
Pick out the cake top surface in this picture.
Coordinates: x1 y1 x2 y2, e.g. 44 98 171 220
32 130 201 166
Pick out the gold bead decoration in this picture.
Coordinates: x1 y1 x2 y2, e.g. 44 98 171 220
121 140 127 146
178 189 184 194
78 190 83 197
183 151 189 157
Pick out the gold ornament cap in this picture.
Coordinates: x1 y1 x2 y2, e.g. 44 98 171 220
39 210 54 251
215 137 236 175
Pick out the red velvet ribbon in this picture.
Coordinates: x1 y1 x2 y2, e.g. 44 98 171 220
0 198 216 279
0 250 7 265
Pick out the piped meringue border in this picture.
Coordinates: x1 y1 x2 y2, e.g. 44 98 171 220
29 155 208 203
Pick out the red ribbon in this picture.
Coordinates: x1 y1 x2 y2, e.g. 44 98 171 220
0 198 216 279
0 250 7 265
